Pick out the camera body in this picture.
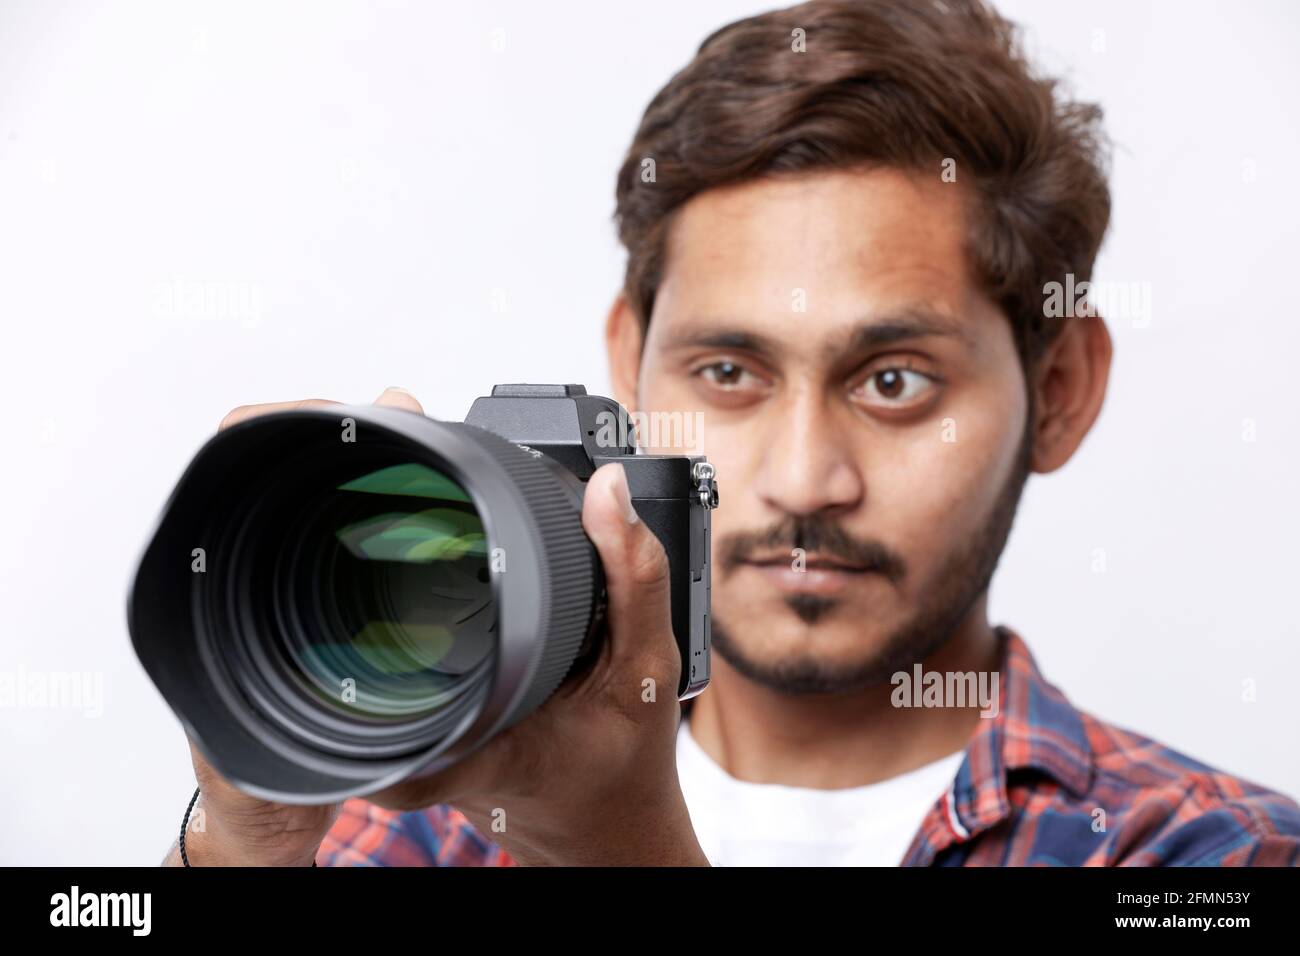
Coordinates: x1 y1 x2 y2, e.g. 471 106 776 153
465 384 714 698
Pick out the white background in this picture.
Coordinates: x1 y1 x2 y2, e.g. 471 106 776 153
1 1 1297 864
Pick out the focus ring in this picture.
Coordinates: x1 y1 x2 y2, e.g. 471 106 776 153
458 425 598 729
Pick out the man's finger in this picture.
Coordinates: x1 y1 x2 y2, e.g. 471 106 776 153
218 387 424 433
581 463 677 672
218 398 341 431
373 386 425 414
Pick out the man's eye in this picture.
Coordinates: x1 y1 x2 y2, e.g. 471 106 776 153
698 361 750 388
860 367 935 404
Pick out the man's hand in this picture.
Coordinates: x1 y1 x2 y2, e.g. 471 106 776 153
165 739 341 867
167 386 708 867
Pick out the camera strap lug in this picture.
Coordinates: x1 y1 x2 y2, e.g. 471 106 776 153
692 461 719 510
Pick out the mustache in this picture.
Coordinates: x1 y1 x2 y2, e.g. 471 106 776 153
716 515 907 584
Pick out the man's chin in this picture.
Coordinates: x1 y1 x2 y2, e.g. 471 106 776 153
783 593 842 625
709 619 907 696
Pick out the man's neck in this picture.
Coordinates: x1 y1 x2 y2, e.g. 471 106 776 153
684 599 1003 789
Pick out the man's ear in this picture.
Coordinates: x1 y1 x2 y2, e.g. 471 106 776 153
1030 314 1114 474
604 292 643 413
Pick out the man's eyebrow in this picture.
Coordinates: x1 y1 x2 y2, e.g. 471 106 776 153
660 310 974 359
831 310 975 359
660 328 784 356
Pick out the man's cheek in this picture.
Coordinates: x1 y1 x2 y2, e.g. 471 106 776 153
869 465 982 574
902 423 1009 517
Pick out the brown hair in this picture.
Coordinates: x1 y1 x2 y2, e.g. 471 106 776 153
613 0 1111 371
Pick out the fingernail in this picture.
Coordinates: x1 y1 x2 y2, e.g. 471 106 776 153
381 386 414 397
610 465 639 525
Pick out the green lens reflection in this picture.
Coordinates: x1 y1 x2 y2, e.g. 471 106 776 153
281 462 495 720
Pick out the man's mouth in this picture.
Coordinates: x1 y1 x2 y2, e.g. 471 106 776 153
737 552 878 596
742 551 870 572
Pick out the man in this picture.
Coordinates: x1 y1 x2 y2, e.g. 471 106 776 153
167 0 1300 866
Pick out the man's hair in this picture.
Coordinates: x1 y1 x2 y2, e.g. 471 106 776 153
613 0 1111 371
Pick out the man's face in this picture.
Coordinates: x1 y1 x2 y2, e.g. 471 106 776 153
632 167 1032 694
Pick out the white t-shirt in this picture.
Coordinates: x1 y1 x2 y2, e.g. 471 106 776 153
676 718 966 866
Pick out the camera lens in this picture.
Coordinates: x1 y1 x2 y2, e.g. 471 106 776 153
129 405 600 802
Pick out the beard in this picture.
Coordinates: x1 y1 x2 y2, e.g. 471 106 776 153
709 409 1034 696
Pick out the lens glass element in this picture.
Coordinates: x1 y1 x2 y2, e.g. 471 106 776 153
279 461 495 721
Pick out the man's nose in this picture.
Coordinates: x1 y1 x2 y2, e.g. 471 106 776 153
752 393 864 518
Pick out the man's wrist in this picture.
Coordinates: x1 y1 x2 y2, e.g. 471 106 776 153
180 817 321 867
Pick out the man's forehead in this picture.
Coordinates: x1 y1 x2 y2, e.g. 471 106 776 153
663 165 970 273
650 168 987 358
660 164 977 300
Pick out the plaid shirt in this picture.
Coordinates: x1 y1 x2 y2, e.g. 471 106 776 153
317 627 1300 866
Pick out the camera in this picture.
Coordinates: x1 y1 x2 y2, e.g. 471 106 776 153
128 384 715 803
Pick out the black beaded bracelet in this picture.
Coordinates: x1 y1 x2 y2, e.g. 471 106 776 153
180 786 318 867
178 786 200 866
